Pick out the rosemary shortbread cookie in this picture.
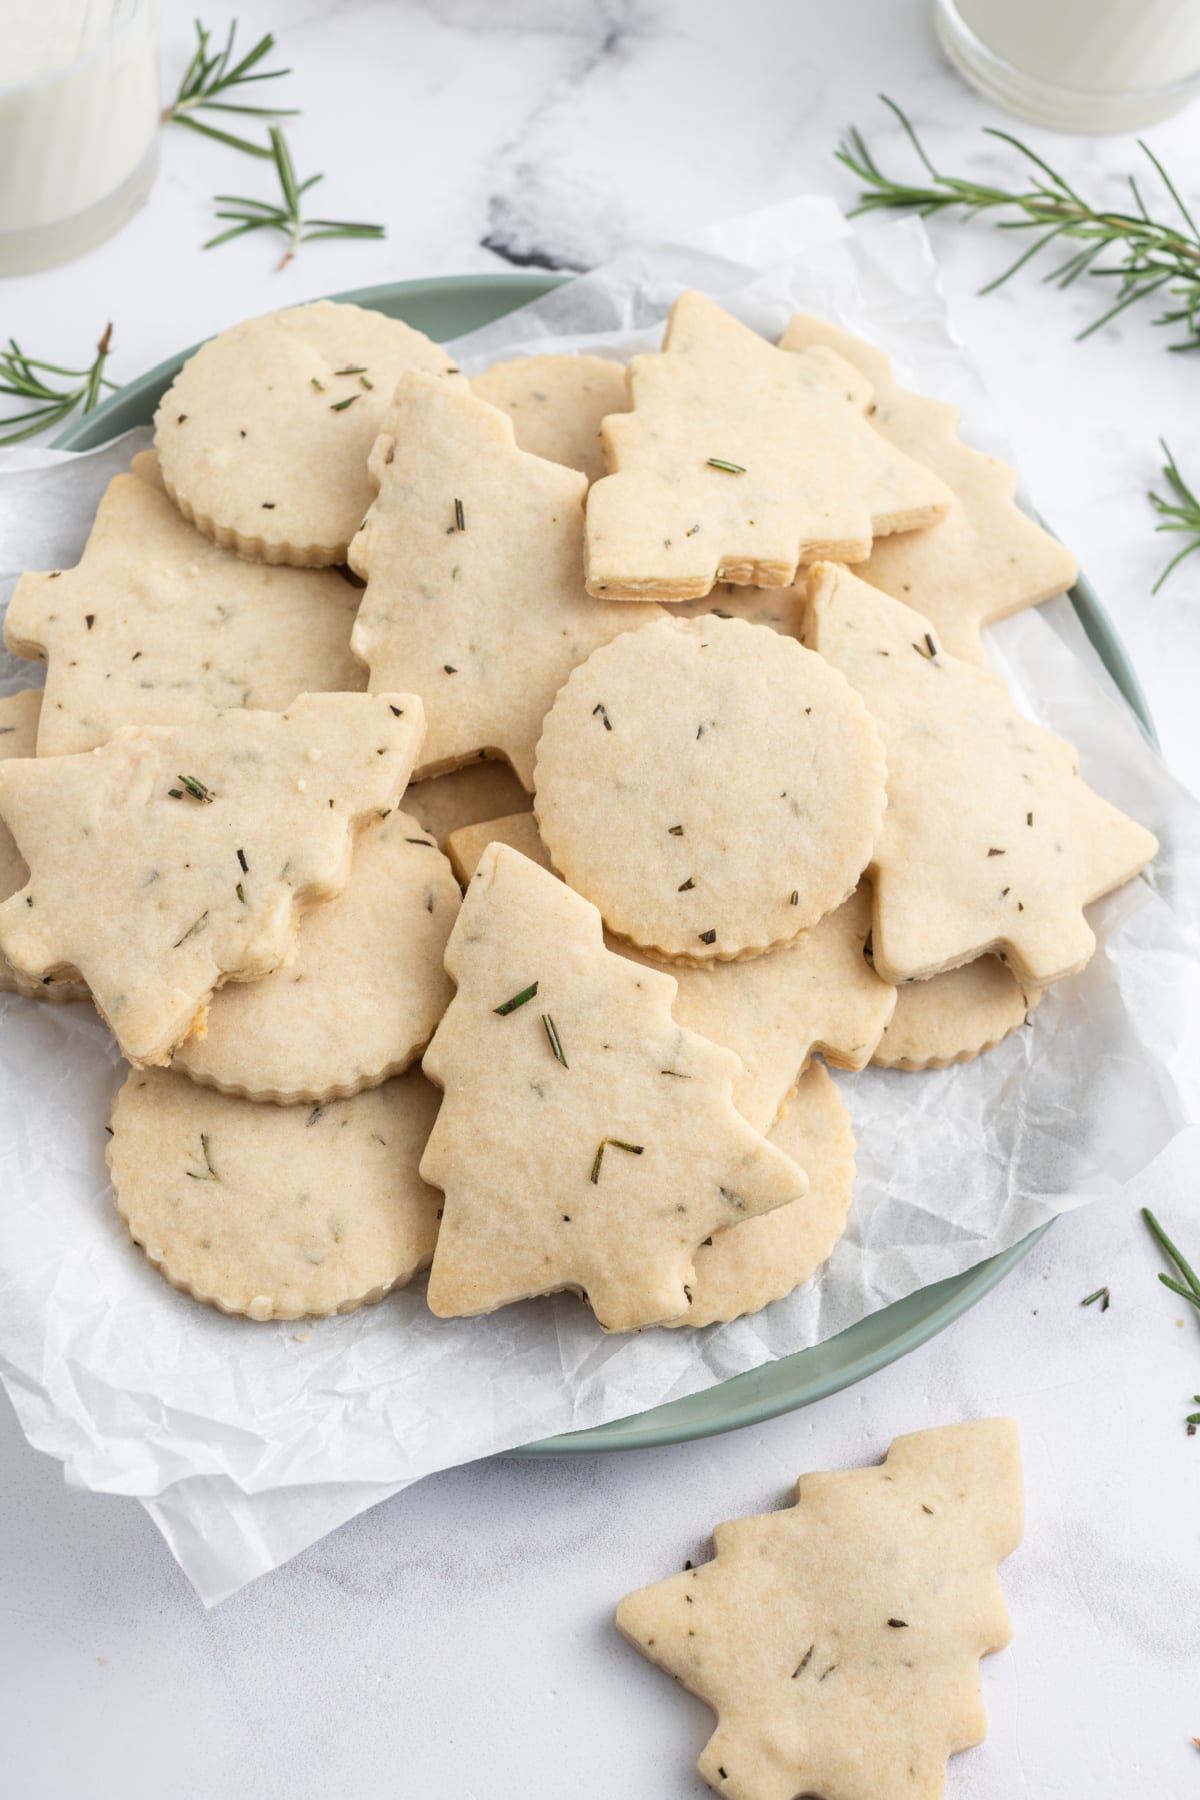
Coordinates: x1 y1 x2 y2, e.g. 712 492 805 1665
874 958 1041 1072
404 757 532 848
780 314 1078 661
533 615 887 962
173 810 458 1104
447 815 894 1131
349 373 662 787
470 352 628 485
109 1066 442 1319
805 565 1158 987
5 453 364 758
617 1418 1023 1800
584 290 953 601
0 692 424 1066
154 301 460 567
421 844 807 1333
673 581 807 636
0 690 87 1003
666 1063 855 1328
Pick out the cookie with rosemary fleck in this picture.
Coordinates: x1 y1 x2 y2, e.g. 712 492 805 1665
0 691 424 1067
804 564 1158 987
533 614 887 963
348 372 663 788
404 756 532 848
447 815 894 1132
665 1062 855 1327
0 689 87 1003
617 1418 1023 1800
584 290 953 602
109 1066 442 1320
173 810 459 1104
154 300 461 567
780 314 1078 662
470 352 629 485
5 452 365 758
873 957 1042 1072
421 843 807 1333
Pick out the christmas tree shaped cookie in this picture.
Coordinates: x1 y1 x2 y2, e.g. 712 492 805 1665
109 1066 442 1320
421 844 807 1332
0 692 424 1065
780 314 1078 661
585 291 953 602
618 1418 1023 1799
173 810 460 1104
349 372 662 788
5 452 365 757
804 564 1158 986
447 813 894 1132
0 689 87 1002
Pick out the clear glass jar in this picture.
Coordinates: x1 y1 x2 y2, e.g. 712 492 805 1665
0 0 161 275
935 0 1200 133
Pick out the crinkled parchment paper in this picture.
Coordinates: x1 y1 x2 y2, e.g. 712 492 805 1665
1 198 1197 1604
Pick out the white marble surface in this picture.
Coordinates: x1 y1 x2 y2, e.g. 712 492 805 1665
1 1 1199 1794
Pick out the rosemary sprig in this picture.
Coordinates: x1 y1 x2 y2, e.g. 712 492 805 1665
1149 442 1200 592
1143 1207 1200 1312
205 126 386 271
0 325 115 446
163 19 296 157
838 97 1200 349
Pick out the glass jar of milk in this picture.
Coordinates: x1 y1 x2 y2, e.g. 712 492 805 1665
0 0 161 275
935 0 1200 131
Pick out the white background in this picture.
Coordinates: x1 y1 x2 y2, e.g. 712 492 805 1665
2 2 1199 1795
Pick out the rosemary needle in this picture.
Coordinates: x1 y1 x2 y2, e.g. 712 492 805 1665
838 97 1200 349
1142 1207 1200 1313
1149 441 1200 592
0 324 115 446
163 18 296 157
206 126 386 271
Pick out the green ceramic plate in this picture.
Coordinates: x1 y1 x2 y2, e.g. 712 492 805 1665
52 271 1157 1456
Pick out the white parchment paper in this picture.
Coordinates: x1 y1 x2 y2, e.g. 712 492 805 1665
1 199 1198 1605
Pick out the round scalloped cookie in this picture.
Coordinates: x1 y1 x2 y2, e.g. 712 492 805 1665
667 1062 855 1328
533 615 886 963
109 1066 443 1320
154 301 459 567
872 956 1040 1071
172 810 460 1104
470 352 628 485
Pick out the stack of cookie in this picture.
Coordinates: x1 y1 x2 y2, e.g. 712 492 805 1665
0 292 1157 1335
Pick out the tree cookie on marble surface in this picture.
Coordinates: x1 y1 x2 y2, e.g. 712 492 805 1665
0 690 87 1003
617 1418 1023 1800
0 692 424 1066
804 564 1157 987
109 1066 442 1320
154 300 460 567
173 810 459 1104
584 290 952 601
447 813 894 1133
665 1062 855 1328
421 843 807 1334
873 957 1040 1072
403 757 532 848
5 453 364 758
349 372 662 787
533 614 887 963
780 313 1078 662
470 352 628 485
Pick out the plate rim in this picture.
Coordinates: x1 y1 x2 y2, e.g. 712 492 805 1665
49 268 1157 1457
